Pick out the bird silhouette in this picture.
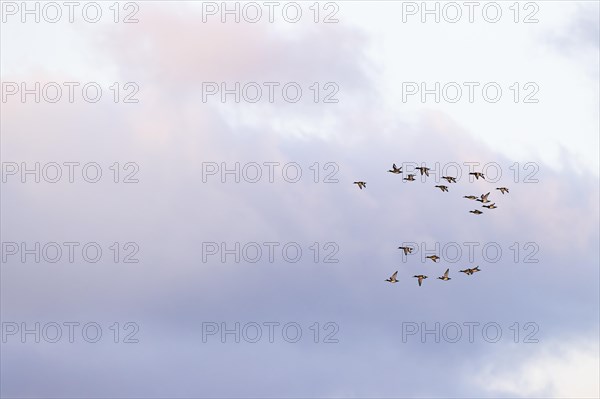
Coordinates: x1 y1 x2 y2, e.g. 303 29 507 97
416 166 430 176
438 268 451 281
398 246 413 255
413 275 428 286
386 271 399 283
388 164 402 174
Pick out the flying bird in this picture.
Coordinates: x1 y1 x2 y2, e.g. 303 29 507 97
404 174 416 181
435 185 449 192
437 268 451 281
385 271 399 283
416 166 430 176
496 187 509 194
459 266 480 275
482 203 497 209
463 195 478 200
426 255 440 262
413 275 428 286
353 181 366 189
442 176 457 183
469 172 485 180
398 246 413 255
388 163 402 174
476 192 491 203
469 209 483 215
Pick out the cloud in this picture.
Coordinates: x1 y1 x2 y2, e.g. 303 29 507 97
476 335 600 398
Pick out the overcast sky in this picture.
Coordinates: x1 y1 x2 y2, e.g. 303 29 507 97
1 1 599 398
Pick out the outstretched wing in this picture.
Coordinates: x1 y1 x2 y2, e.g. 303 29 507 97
444 268 449 278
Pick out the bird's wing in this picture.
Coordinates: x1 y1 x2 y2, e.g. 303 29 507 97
392 271 398 279
444 269 449 277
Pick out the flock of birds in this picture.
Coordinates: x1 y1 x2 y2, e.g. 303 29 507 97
353 163 510 287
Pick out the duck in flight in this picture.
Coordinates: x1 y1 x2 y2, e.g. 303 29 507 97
388 163 402 174
482 203 497 209
435 185 449 192
404 174 416 182
496 187 509 194
416 166 430 176
476 192 491 203
469 209 483 215
459 266 480 275
398 246 413 255
437 268 451 281
442 176 457 183
463 195 478 200
469 172 485 180
413 274 428 286
385 271 399 283
426 255 440 262
353 181 366 190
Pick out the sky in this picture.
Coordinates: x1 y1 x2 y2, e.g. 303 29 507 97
1 1 599 398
